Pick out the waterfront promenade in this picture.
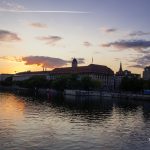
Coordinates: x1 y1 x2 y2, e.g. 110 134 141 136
64 90 150 100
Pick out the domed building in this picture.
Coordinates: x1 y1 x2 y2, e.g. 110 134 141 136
51 58 114 90
13 58 115 90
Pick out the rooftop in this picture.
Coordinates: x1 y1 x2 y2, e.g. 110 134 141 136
52 64 114 75
16 64 114 75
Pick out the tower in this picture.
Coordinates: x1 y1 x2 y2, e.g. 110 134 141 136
119 62 123 72
116 62 124 76
72 58 78 68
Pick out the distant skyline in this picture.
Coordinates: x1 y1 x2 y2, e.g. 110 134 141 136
0 0 150 74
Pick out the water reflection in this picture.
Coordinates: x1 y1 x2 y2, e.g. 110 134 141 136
0 94 24 118
0 92 150 150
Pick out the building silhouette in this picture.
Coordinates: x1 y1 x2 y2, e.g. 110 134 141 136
13 58 114 90
143 66 150 80
72 58 78 68
115 62 141 89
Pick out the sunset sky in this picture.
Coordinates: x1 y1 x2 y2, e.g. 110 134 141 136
0 0 150 74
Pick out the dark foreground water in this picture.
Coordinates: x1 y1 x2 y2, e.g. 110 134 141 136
0 92 150 150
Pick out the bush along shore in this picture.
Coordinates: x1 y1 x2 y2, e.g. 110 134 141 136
0 75 150 100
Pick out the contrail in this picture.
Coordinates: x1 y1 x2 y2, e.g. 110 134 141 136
0 9 90 14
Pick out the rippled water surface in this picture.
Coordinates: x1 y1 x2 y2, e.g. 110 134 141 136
0 92 150 150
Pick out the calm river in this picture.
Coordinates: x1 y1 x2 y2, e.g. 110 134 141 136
0 92 150 150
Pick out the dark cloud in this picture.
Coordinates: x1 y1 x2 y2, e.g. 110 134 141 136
101 27 117 33
129 54 150 69
0 30 21 42
83 41 92 47
105 28 117 33
129 31 150 37
129 64 144 69
29 22 47 28
102 39 150 52
37 36 62 45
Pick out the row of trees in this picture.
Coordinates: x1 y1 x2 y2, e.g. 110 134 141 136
1 75 150 92
0 74 101 91
120 77 150 92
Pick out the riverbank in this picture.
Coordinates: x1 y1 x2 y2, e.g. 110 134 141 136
0 86 150 100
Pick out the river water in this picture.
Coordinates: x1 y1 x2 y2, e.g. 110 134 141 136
0 92 150 150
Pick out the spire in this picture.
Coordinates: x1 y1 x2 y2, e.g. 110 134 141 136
119 62 123 72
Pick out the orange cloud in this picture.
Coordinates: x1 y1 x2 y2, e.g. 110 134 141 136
0 56 22 62
22 56 68 68
0 56 85 69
